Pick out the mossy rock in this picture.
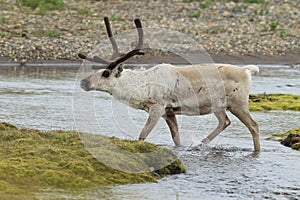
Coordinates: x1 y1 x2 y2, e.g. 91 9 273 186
268 128 300 151
281 134 300 148
249 94 300 111
291 142 300 150
0 122 185 197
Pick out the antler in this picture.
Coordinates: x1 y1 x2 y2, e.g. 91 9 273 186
78 16 120 64
78 17 144 75
102 18 144 77
104 16 121 60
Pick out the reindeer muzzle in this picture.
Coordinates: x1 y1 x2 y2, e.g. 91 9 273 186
80 79 92 91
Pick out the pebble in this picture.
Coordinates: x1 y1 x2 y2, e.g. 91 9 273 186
0 0 299 61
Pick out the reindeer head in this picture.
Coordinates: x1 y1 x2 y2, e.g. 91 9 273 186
79 17 144 92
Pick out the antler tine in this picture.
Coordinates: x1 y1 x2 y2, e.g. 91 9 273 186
104 17 121 59
102 18 144 77
77 16 122 64
77 53 110 64
133 18 143 50
77 53 107 63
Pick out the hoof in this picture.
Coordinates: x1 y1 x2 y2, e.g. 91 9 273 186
201 138 210 144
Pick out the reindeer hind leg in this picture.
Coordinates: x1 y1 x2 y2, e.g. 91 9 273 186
230 107 260 151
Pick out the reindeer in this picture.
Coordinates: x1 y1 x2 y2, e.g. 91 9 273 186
78 17 260 152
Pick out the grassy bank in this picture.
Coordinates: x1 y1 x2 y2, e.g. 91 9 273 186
249 94 300 111
0 122 185 198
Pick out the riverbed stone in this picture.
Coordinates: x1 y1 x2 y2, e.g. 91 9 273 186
0 0 299 62
281 134 300 149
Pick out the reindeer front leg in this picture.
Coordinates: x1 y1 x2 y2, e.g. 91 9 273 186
164 113 181 146
139 104 165 141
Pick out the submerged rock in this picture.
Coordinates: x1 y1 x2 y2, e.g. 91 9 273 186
268 127 300 151
281 134 300 151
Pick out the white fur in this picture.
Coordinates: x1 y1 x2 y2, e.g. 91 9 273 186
81 63 261 151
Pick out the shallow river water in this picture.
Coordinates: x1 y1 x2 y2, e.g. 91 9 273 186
0 64 300 199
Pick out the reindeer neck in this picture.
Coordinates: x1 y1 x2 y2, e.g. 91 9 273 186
110 68 152 109
111 69 140 100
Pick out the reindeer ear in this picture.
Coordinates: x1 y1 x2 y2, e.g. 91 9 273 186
102 69 111 78
114 63 124 78
101 64 123 78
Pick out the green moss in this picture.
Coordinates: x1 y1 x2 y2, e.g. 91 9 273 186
46 30 61 37
77 7 90 16
0 122 185 197
0 122 18 130
199 0 212 8
266 127 300 141
269 21 279 31
110 14 123 21
243 0 265 3
18 0 64 15
284 128 300 135
18 0 64 10
249 94 300 112
0 180 33 200
291 142 300 150
189 11 201 18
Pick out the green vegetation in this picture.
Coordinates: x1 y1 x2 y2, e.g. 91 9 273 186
45 30 61 37
279 29 287 38
0 122 185 198
181 0 212 8
18 0 64 14
77 7 90 16
250 94 300 151
199 0 212 8
266 128 299 141
189 11 201 18
0 17 9 23
269 21 279 31
243 0 265 3
253 8 269 16
110 14 123 21
249 94 300 112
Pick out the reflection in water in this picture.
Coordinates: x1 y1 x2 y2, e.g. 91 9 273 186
0 66 78 130
111 142 300 200
0 65 300 199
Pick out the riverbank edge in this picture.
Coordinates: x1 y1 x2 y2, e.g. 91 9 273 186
1 52 300 67
0 122 185 198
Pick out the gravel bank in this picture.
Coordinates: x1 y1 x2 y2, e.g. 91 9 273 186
0 0 299 63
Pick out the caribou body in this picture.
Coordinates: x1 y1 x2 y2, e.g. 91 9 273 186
79 17 260 151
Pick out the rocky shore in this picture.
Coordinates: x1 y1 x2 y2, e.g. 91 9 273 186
0 0 299 64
